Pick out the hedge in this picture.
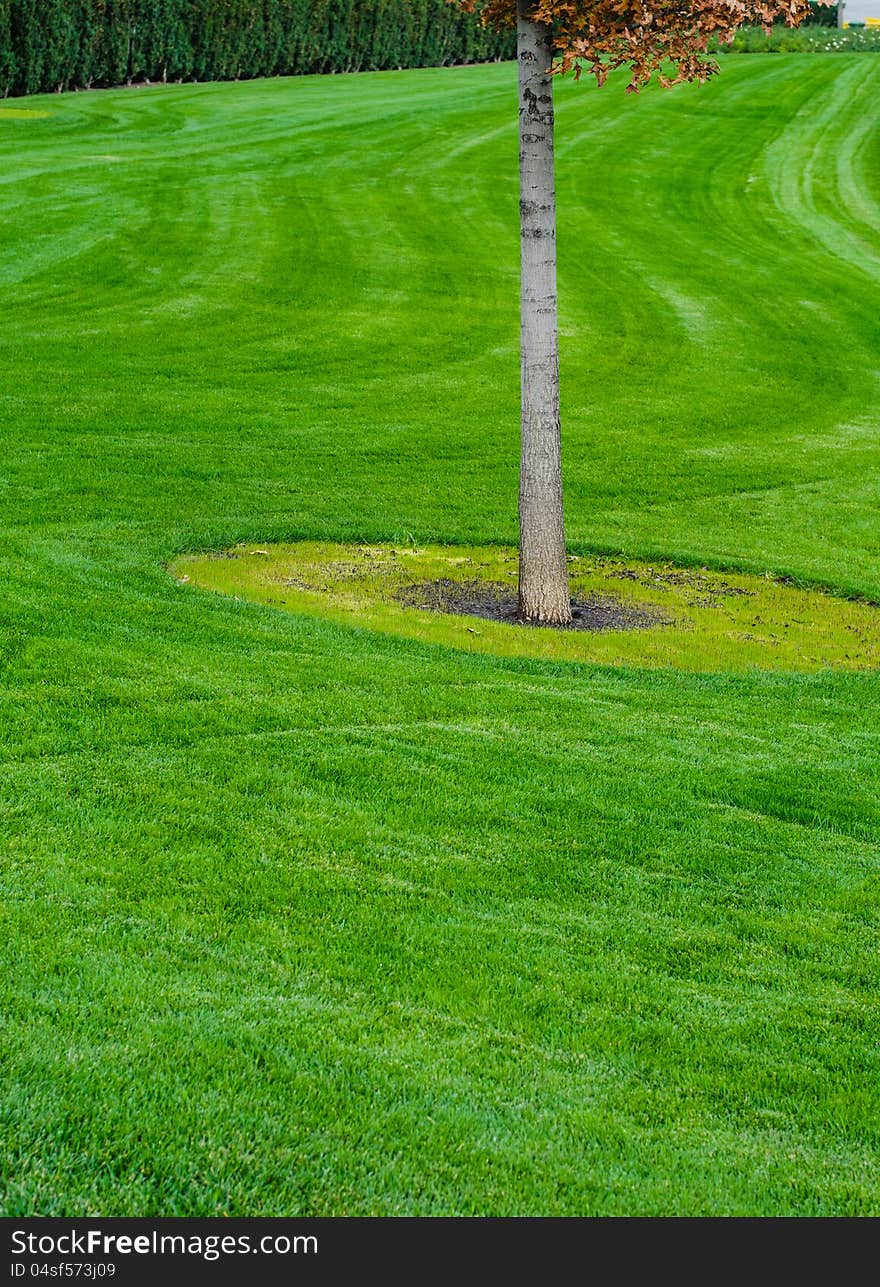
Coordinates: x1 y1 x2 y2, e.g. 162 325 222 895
0 0 515 97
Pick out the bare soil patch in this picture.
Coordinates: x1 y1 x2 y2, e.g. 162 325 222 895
395 579 668 632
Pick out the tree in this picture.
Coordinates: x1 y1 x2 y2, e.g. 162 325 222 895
451 0 815 624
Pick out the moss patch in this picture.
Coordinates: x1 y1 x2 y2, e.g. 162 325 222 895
171 542 880 673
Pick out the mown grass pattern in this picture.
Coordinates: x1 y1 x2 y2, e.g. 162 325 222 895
1 57 879 1215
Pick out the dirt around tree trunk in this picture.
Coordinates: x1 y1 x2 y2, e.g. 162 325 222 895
396 579 668 632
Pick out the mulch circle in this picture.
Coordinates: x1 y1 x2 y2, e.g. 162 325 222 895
395 579 668 632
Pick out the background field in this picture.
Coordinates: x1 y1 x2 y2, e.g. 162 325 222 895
2 56 879 1215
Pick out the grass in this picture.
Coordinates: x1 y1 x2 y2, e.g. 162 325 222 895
1 55 879 1216
174 541 880 672
0 107 51 119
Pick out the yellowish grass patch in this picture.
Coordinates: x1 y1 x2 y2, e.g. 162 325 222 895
171 541 880 673
0 108 51 119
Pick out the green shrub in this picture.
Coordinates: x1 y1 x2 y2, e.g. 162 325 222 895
0 0 515 96
711 22 880 53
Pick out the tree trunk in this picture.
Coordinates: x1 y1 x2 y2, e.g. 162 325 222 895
517 0 571 625
837 2 846 27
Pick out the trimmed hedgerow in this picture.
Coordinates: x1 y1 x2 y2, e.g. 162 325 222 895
0 0 514 97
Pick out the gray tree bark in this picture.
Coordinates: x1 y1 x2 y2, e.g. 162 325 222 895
837 2 846 27
517 0 571 625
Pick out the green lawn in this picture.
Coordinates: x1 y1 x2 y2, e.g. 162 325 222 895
2 55 879 1216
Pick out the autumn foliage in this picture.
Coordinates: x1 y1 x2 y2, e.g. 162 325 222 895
454 0 819 90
